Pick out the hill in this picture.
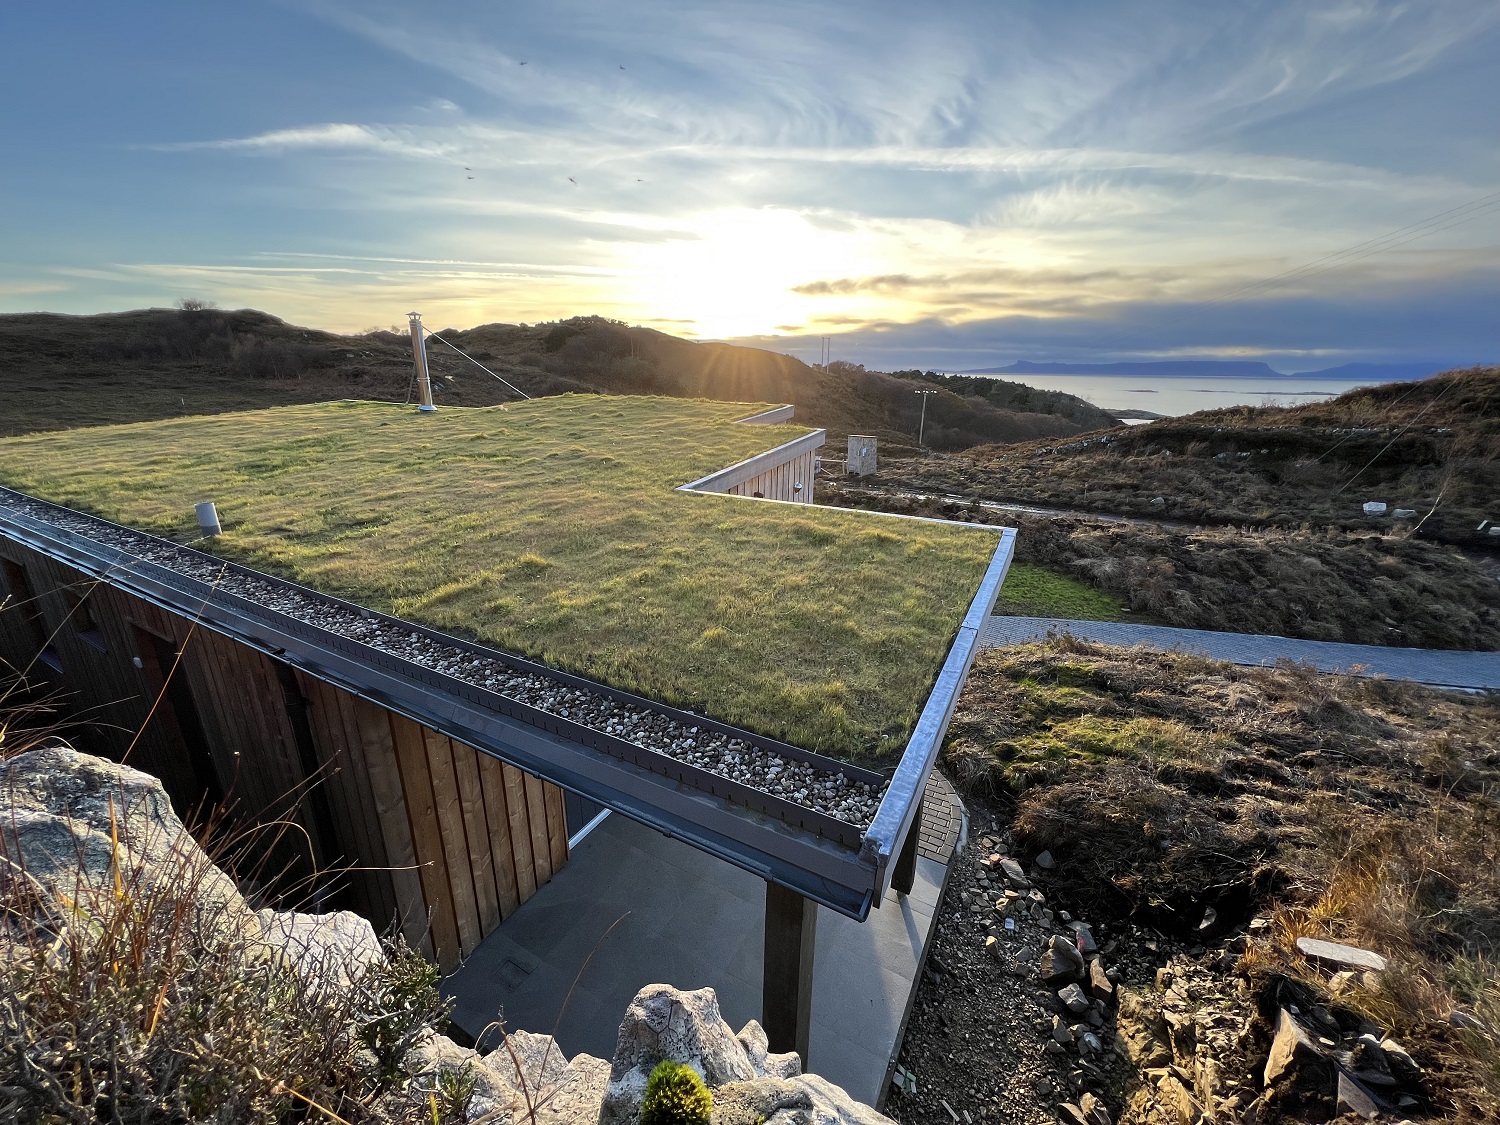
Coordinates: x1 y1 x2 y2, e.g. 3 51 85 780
873 366 1500 547
0 307 1117 446
961 358 1456 380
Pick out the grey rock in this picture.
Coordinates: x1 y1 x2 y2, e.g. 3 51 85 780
0 746 257 943
1052 1016 1074 1045
711 1078 813 1125
1079 1091 1113 1125
1336 1071 1386 1121
786 1072 897 1125
1069 922 1098 957
1041 946 1085 987
1263 1009 1332 1088
737 1019 801 1080
1088 959 1115 1005
1295 936 1388 973
600 985 758 1125
1034 850 1056 870
1059 983 1091 1015
255 908 384 994
999 857 1030 887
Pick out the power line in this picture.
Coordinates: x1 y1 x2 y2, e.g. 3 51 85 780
424 330 532 399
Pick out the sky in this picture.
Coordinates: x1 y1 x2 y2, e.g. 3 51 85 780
1 1 1497 373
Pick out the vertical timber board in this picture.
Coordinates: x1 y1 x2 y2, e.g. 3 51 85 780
501 762 538 902
326 679 398 923
544 781 569 874
476 754 521 919
293 673 358 879
295 672 378 922
421 726 482 957
389 712 462 970
523 771 553 884
352 697 431 956
450 740 502 940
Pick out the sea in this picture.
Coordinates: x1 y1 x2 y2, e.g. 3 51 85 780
975 373 1426 421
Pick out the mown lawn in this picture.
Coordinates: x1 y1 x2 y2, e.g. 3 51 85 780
991 562 1126 620
0 396 1001 761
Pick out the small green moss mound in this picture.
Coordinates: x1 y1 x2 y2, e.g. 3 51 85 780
640 1060 713 1125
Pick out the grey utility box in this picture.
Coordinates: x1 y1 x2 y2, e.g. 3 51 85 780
847 435 877 477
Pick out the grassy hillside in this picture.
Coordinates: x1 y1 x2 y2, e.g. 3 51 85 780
876 366 1500 547
0 307 1117 447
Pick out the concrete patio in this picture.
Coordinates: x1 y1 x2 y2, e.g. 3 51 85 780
444 779 964 1107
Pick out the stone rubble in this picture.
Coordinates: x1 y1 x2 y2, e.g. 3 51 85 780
1 748 895 1125
0 490 884 828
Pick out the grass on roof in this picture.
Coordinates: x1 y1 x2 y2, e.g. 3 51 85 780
0 396 1001 763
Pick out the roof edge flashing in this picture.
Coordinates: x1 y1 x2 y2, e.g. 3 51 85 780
861 527 1016 900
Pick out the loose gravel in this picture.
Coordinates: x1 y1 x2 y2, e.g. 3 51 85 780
0 491 886 829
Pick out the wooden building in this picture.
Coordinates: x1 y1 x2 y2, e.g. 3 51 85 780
0 543 571 971
0 400 1013 1063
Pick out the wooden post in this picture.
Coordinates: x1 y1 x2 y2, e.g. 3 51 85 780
408 312 436 412
892 803 923 897
763 880 817 1067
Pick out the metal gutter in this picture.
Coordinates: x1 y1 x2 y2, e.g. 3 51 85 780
861 527 1016 901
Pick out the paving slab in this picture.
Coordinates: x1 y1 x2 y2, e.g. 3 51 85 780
444 780 963 1107
981 616 1500 690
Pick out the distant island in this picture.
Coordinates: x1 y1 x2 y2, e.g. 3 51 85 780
962 359 1455 380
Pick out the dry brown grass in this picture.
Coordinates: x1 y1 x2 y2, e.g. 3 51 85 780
822 485 1500 649
880 365 1500 548
945 639 1500 1115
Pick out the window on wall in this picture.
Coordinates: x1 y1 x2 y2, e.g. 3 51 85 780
62 589 107 652
1 558 63 674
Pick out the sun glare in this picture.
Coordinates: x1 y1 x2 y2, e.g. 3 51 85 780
614 208 883 338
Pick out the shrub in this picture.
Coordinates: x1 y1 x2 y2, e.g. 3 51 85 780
639 1060 713 1125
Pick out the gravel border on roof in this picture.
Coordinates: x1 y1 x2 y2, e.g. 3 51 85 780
0 492 885 828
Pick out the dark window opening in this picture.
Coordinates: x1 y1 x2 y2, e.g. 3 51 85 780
133 626 224 812
63 589 107 652
1 558 63 674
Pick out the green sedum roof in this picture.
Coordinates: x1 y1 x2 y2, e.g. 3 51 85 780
0 396 999 762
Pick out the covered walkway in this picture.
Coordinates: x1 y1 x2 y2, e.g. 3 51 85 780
444 776 965 1107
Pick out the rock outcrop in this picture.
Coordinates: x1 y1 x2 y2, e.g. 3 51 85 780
1 748 894 1125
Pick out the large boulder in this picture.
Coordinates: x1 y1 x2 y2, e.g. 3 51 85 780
0 745 257 941
600 985 761 1125
256 907 385 993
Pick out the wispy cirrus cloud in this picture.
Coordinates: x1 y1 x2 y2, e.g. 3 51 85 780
4 0 1497 364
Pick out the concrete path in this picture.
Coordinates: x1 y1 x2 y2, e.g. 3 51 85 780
980 616 1500 690
444 793 959 1108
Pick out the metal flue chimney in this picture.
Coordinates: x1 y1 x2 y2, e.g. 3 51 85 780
408 311 437 412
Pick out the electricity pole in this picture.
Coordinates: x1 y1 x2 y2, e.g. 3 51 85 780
915 388 935 447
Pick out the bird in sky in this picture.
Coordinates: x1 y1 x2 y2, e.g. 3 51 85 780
568 176 577 184
518 60 527 65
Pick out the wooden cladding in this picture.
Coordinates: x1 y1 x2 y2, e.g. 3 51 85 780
725 448 817 504
0 540 567 972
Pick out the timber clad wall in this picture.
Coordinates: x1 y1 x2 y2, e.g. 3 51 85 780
725 448 817 503
0 540 567 971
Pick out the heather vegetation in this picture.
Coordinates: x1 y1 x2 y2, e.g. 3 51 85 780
0 308 1116 449
821 486 1500 650
883 366 1500 549
945 639 1500 1116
